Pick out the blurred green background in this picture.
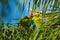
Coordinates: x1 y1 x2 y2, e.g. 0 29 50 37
0 0 60 40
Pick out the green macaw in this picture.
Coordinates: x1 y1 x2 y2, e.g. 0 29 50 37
19 16 36 29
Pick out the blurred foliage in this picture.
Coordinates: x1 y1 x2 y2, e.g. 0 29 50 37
0 0 60 40
0 12 60 40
